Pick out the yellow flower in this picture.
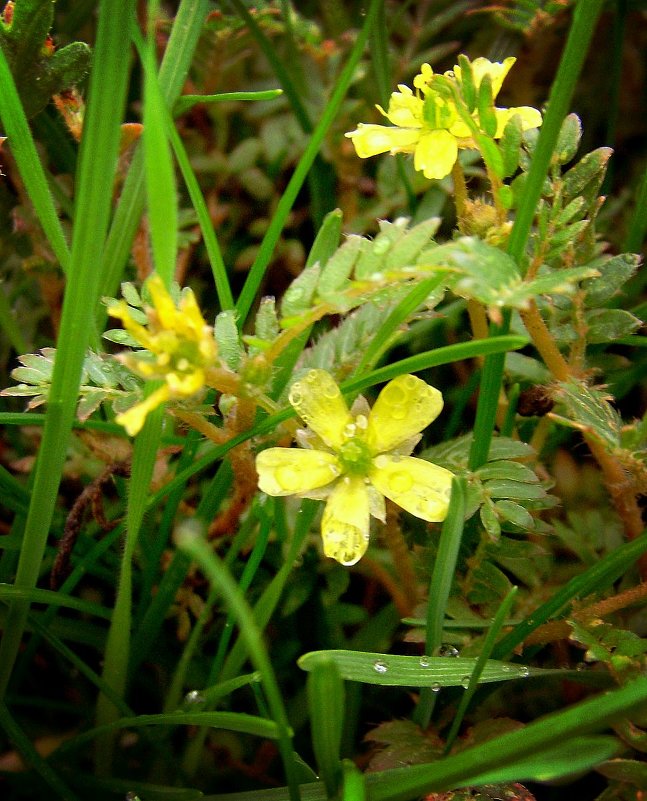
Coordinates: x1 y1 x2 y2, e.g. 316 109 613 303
109 274 218 435
256 370 454 565
345 56 542 180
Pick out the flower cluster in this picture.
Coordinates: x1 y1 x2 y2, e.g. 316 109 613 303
256 370 454 565
109 274 218 435
345 56 542 180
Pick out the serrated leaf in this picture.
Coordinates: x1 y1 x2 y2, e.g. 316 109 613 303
384 217 440 271
317 235 364 300
584 308 642 344
215 310 244 369
583 253 641 306
281 263 321 317
562 148 612 201
354 219 410 280
554 381 622 448
298 650 560 687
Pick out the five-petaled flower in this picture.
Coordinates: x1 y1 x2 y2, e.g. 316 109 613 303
255 369 454 566
345 56 542 180
109 274 218 436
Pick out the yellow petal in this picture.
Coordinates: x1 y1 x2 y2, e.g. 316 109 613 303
146 274 177 330
494 106 543 137
321 476 370 565
109 300 158 351
345 123 420 158
256 448 341 496
414 129 458 180
369 455 454 522
166 368 205 396
288 370 352 450
454 57 516 99
383 90 423 128
116 385 170 436
367 374 444 454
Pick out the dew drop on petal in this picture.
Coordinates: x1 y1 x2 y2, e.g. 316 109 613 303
356 414 368 430
388 470 413 493
289 388 302 406
373 454 389 469
438 644 459 657
276 465 302 491
373 660 389 674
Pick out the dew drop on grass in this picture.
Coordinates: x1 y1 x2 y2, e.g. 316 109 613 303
184 690 205 705
419 655 431 667
431 682 441 693
373 660 389 674
460 675 471 689
518 665 530 678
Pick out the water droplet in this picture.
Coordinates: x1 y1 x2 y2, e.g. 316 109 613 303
419 655 431 668
373 454 388 469
289 388 302 405
355 414 368 429
276 465 302 491
184 690 205 705
431 682 441 693
438 644 459 657
343 422 357 437
373 660 389 674
460 675 471 689
388 471 413 493
517 666 530 678
501 665 513 673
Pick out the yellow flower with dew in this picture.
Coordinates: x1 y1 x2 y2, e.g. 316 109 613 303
109 274 218 436
345 56 542 180
256 370 454 566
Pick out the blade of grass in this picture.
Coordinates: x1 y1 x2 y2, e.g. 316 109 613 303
94 401 165 773
0 0 134 702
414 476 466 728
308 658 345 798
0 46 70 273
235 0 383 326
96 0 209 328
0 702 82 801
140 6 178 285
176 525 302 801
443 586 518 752
491 527 647 660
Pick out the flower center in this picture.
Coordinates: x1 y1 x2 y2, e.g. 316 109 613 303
338 436 372 476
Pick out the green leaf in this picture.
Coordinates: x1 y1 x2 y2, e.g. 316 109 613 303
597 758 647 786
562 147 612 201
583 253 640 306
317 236 364 300
281 263 321 317
483 480 548 501
476 73 497 138
215 310 244 370
499 114 524 177
552 113 583 165
584 308 642 344
554 381 622 448
298 650 558 687
494 500 535 531
457 54 476 111
476 461 539 483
